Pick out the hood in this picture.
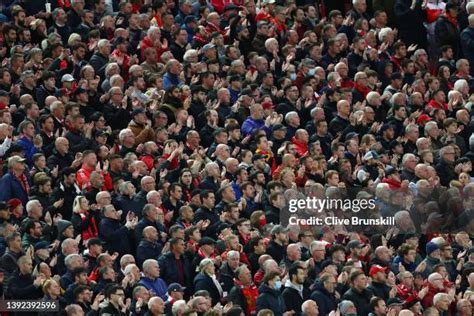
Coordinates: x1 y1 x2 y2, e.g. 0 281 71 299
57 219 73 236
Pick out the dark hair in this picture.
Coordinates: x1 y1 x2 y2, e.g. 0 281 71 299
104 284 123 299
262 271 280 284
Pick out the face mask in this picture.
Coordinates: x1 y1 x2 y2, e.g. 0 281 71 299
259 217 267 227
308 68 315 77
274 280 282 290
290 73 297 81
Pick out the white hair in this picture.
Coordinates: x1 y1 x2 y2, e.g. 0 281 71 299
454 79 468 92
172 300 187 316
26 200 40 214
124 263 138 275
183 49 198 62
142 259 158 274
97 39 109 49
375 183 389 198
366 91 380 104
285 111 298 123
433 292 449 306
378 27 392 42
467 4 474 14
147 26 160 37
119 128 133 143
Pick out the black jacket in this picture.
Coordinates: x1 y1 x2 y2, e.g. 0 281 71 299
266 240 286 264
341 287 374 316
158 252 193 296
435 15 461 58
65 129 92 155
98 217 133 257
103 103 131 131
7 271 43 299
367 281 391 301
89 52 109 78
256 284 286 316
194 272 223 305
46 148 74 173
136 240 163 269
281 282 310 316
310 282 338 316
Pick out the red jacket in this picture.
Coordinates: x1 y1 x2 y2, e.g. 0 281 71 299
76 164 113 191
140 36 168 62
291 136 308 157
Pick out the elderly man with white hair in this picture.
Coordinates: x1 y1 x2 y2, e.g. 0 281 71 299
138 259 168 300
301 299 319 316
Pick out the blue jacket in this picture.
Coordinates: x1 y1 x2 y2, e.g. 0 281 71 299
0 171 31 206
138 277 168 300
241 117 271 137
16 136 40 166
163 72 184 90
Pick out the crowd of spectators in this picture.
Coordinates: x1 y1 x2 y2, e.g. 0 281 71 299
0 0 474 315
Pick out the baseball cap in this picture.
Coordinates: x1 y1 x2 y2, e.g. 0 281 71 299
416 114 432 125
347 240 365 250
94 130 110 138
8 156 26 168
198 237 216 247
61 74 74 82
271 224 289 235
369 264 388 277
384 166 398 177
256 20 269 28
168 283 185 293
88 237 105 247
132 108 146 116
202 43 216 53
272 124 287 132
34 241 50 250
262 0 276 5
363 150 379 161
345 132 359 141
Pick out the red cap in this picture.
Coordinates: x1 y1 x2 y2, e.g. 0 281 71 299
369 264 388 277
8 198 22 210
416 114 432 125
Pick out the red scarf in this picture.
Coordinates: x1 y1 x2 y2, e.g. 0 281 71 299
239 232 250 245
15 172 30 195
234 278 258 316
197 247 216 260
79 210 98 241
354 83 371 98
446 13 458 28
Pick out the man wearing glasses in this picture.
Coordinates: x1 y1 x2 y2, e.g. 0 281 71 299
100 284 128 315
